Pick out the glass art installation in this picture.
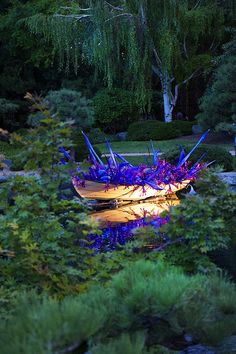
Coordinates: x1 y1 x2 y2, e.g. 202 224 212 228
60 130 209 201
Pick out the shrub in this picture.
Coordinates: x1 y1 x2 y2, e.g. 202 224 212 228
0 98 19 114
92 88 140 134
171 120 197 136
197 36 236 133
27 89 94 129
10 93 74 173
1 260 236 353
72 130 101 162
127 120 181 140
87 127 106 144
0 175 100 295
164 144 233 171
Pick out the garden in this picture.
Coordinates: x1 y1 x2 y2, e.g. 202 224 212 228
0 1 236 353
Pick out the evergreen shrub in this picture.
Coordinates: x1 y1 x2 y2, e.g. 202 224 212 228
171 120 197 136
27 89 94 129
164 144 233 171
197 36 236 133
1 260 236 353
127 120 181 141
92 88 140 134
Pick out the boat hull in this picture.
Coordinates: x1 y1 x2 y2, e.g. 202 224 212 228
72 178 190 201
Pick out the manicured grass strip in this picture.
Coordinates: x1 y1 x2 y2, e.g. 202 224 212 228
95 139 232 154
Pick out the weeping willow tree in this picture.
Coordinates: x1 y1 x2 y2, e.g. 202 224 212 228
26 0 224 122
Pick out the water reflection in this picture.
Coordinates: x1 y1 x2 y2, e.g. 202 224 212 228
86 197 179 251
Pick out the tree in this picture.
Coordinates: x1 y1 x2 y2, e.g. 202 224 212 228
27 88 94 129
27 0 224 122
197 33 236 134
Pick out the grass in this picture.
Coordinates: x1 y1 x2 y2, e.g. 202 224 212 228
95 139 233 154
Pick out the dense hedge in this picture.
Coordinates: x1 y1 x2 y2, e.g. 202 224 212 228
127 120 196 141
171 120 197 136
127 120 180 140
164 144 233 171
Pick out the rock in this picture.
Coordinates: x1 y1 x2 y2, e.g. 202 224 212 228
192 125 203 135
216 336 236 353
216 172 236 186
116 132 127 141
0 128 10 141
179 344 215 353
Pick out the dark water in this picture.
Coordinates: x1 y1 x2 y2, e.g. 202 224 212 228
211 244 236 282
86 198 177 252
86 197 236 282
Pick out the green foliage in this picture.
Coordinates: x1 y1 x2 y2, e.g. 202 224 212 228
197 35 236 133
171 120 197 136
91 333 146 354
26 1 224 111
71 130 102 162
11 93 73 173
0 175 99 295
127 120 181 140
164 144 234 171
92 88 140 133
0 98 19 115
28 88 94 129
159 173 236 270
1 260 236 353
87 127 106 144
0 0 66 121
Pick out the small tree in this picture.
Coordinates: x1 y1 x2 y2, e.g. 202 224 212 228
27 88 94 130
92 88 139 133
197 34 236 134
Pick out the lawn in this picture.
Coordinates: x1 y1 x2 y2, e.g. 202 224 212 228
96 138 233 154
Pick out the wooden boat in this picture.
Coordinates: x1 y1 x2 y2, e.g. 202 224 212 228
89 199 180 225
72 178 190 201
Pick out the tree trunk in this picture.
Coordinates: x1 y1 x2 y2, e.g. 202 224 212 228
161 74 173 123
163 90 173 123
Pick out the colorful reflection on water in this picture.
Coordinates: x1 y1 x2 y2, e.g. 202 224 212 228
86 198 179 252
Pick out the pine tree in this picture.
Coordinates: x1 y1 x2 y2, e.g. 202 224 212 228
197 33 236 133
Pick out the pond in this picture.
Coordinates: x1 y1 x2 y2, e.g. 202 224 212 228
85 197 180 252
85 194 236 282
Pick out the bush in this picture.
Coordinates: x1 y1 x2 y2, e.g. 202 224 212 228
127 120 181 141
197 36 236 133
72 130 102 162
164 144 233 171
27 89 94 129
92 88 140 134
1 260 236 353
0 175 100 295
87 127 106 144
171 120 197 136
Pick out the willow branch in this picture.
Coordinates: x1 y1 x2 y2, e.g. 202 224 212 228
105 1 124 11
183 36 188 59
55 340 81 354
153 48 162 67
54 14 92 20
180 69 200 86
105 13 134 22
193 0 202 10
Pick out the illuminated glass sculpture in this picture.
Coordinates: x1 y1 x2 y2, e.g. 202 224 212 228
60 131 209 201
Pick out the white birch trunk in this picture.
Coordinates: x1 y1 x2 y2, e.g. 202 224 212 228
163 90 173 123
161 73 173 123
